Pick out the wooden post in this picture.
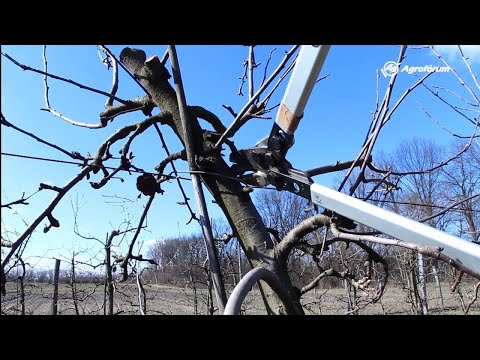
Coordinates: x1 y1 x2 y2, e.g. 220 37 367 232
168 45 227 313
51 259 61 315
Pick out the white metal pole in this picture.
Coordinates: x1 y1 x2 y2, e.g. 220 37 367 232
310 183 480 274
275 45 331 135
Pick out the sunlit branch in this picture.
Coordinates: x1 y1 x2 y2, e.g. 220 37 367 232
1 113 88 161
97 45 119 108
367 131 476 176
329 224 480 280
276 214 331 261
417 100 479 138
214 45 300 148
430 46 480 104
1 51 130 105
422 83 478 125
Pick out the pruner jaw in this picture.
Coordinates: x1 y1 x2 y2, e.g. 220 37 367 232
237 170 269 188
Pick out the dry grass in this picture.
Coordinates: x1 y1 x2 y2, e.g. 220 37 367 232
2 281 478 315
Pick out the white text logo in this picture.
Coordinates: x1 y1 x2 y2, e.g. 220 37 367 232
381 61 451 77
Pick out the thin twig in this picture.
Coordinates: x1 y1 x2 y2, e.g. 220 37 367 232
119 195 155 281
338 46 408 193
261 53 298 107
214 45 300 148
153 124 197 224
261 47 276 86
330 224 480 280
430 46 480 104
422 83 477 125
237 60 248 96
306 156 370 177
417 100 479 138
41 46 104 128
420 192 480 223
457 46 480 93
1 113 87 161
248 46 255 100
367 130 476 176
1 51 130 105
1 166 93 270
464 281 480 315
98 45 119 108
1 190 41 209
432 85 479 108
348 71 433 196
222 104 237 118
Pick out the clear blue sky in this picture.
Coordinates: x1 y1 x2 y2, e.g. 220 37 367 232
2 45 479 270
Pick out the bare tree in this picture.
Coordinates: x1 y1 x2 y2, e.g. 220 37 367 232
2 45 480 315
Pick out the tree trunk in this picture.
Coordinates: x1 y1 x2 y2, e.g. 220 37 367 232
51 259 61 315
71 256 80 315
417 253 429 315
238 239 242 281
120 48 303 315
105 232 115 315
190 273 198 315
431 261 444 313
408 252 420 314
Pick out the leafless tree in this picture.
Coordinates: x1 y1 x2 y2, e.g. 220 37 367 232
2 45 479 315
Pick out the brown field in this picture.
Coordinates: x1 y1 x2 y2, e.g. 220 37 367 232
1 282 478 315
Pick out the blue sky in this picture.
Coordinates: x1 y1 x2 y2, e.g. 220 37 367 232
2 45 479 270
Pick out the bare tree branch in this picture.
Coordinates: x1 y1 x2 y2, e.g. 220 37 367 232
221 104 237 118
300 268 337 295
260 47 276 87
98 45 119 108
367 132 475 176
417 100 479 138
214 45 300 148
100 96 155 124
237 57 248 97
276 214 331 261
430 46 480 104
155 150 186 177
1 190 41 209
432 85 479 108
1 238 13 248
339 46 408 193
306 156 371 177
420 192 480 223
421 83 478 125
330 224 480 280
465 281 480 315
261 53 298 108
119 195 155 281
153 124 197 225
189 105 227 133
1 51 130 105
348 69 433 195
458 46 480 93
91 112 173 175
1 113 88 161
1 165 93 272
248 46 255 99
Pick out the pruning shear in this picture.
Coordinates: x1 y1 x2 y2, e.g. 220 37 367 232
230 45 480 275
